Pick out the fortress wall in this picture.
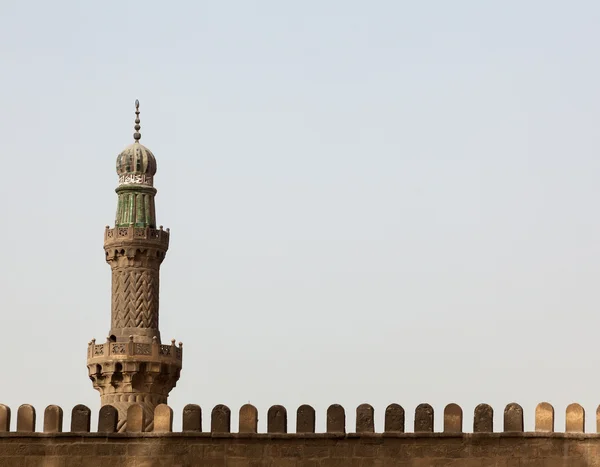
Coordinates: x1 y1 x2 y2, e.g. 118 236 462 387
0 432 599 467
1 402 599 466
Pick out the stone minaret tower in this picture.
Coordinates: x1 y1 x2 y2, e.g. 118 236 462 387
87 100 182 431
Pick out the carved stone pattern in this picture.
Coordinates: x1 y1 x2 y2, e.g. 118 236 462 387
111 343 127 355
134 343 152 355
94 345 104 356
160 345 171 356
175 348 182 360
105 227 168 244
103 398 161 433
112 268 159 330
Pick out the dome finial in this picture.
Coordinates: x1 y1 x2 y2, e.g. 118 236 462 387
133 99 141 142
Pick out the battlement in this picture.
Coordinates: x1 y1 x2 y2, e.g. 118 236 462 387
103 225 170 248
1 401 600 466
0 401 597 434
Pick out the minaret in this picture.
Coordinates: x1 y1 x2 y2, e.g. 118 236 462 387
87 100 182 431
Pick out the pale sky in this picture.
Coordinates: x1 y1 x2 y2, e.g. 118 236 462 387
1 1 600 432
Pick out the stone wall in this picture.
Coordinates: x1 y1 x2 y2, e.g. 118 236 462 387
0 432 599 466
1 402 599 466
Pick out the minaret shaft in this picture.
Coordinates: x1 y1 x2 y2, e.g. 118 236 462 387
111 265 160 340
104 226 168 343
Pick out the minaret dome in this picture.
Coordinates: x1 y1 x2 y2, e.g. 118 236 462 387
113 100 160 228
115 100 157 186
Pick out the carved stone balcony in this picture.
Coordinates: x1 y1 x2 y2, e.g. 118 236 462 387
87 336 182 367
104 225 170 248
86 336 183 431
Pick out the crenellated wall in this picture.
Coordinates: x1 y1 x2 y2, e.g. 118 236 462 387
1 402 600 466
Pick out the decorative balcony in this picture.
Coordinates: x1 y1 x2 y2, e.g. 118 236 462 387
86 336 182 367
104 225 170 247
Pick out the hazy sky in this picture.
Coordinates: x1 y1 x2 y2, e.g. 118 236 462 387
1 1 600 432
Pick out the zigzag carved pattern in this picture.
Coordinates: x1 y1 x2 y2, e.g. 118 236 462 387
107 400 157 433
112 269 159 329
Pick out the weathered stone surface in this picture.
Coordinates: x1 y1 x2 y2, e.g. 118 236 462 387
98 405 118 433
0 404 10 432
239 404 258 433
504 403 524 432
70 404 91 433
182 404 202 432
127 404 145 433
111 267 161 332
296 404 315 433
327 404 345 433
356 404 375 433
267 405 287 433
43 405 63 433
2 401 600 464
211 404 231 433
535 402 554 433
16 404 35 433
474 404 493 433
414 403 434 433
154 404 173 433
566 403 585 433
0 430 598 465
384 404 405 433
443 403 462 433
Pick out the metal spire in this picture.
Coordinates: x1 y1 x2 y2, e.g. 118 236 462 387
133 99 141 142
